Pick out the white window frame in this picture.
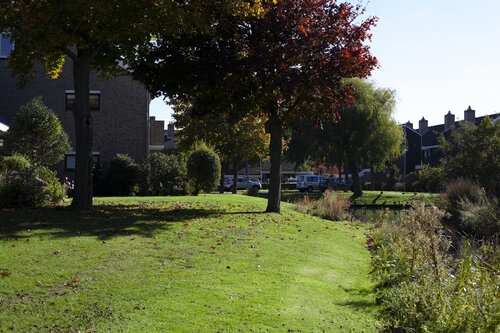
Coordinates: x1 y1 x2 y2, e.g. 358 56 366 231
65 151 100 171
65 90 101 111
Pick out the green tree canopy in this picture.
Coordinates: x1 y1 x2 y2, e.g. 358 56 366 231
331 78 402 197
439 117 500 196
287 78 403 197
132 0 378 212
0 0 159 209
4 97 71 168
172 100 269 192
0 0 259 210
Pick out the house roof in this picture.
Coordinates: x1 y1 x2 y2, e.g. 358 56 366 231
419 113 500 147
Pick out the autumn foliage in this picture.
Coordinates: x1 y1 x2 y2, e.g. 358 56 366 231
134 0 379 212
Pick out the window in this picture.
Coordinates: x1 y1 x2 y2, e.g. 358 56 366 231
65 152 100 171
65 90 101 111
0 34 14 58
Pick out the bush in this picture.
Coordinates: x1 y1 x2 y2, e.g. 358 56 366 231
0 154 32 173
294 190 352 221
441 178 483 220
3 97 71 167
36 167 68 204
369 204 500 332
186 144 221 196
138 152 186 196
458 191 500 238
0 171 51 207
415 165 445 193
101 154 138 196
246 186 260 197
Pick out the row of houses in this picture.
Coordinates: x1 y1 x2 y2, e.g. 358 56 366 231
401 106 500 180
233 107 500 184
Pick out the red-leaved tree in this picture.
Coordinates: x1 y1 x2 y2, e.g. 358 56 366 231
133 0 378 213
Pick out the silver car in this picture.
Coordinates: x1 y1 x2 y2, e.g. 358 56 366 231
223 177 262 191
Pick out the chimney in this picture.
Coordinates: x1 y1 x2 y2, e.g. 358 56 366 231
418 117 428 133
464 105 475 123
405 121 413 129
167 123 174 138
444 111 455 131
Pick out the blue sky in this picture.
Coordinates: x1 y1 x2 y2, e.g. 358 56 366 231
366 0 500 126
150 0 500 128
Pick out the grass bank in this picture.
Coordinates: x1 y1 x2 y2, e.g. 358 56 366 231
0 194 378 332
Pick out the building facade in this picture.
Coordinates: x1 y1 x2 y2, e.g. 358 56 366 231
402 106 500 178
0 36 156 179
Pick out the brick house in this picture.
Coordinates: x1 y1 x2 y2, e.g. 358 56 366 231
0 34 162 179
401 106 500 180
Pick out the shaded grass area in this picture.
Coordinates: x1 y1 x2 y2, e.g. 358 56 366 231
0 195 378 332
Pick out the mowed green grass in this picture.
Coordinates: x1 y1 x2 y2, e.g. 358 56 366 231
0 195 378 332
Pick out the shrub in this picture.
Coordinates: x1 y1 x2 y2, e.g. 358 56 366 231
369 204 500 332
36 167 67 204
0 154 32 173
294 190 352 221
102 154 138 196
246 186 260 197
0 171 50 207
186 144 221 196
458 191 500 238
3 97 71 168
138 152 186 196
441 178 483 220
415 165 445 193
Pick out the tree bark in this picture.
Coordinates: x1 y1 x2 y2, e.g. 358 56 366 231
69 49 94 211
349 160 363 198
266 108 282 213
232 161 238 194
219 162 227 193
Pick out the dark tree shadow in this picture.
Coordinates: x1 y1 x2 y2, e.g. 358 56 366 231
0 204 221 240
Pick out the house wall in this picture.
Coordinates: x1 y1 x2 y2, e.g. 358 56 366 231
0 59 150 178
149 116 165 150
397 125 423 183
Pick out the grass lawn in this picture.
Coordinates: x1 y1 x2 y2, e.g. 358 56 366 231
1 194 378 332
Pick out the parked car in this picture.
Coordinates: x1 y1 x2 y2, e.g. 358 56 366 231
324 177 353 191
285 177 297 184
223 177 262 191
296 174 327 192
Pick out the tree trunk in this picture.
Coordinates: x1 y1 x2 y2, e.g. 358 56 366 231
219 162 227 193
232 159 238 194
266 108 282 213
69 49 94 211
349 160 363 198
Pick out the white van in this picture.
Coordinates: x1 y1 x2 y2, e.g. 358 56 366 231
296 174 326 192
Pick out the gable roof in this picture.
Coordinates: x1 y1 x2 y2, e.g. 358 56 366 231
420 112 500 147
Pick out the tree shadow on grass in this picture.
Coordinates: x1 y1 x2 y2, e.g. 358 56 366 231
0 204 221 240
337 285 377 312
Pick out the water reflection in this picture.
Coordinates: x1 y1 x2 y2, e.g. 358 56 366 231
350 207 406 223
